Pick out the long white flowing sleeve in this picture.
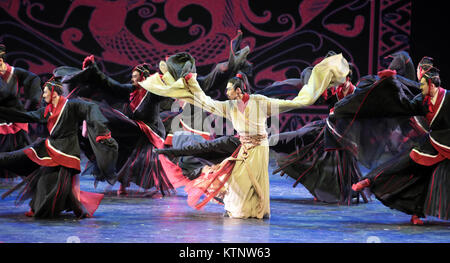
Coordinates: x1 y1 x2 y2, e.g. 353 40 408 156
139 71 230 119
257 53 350 116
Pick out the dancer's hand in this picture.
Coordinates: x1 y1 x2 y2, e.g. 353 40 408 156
82 55 95 69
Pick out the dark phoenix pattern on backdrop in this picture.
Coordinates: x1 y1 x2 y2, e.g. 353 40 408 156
0 0 411 131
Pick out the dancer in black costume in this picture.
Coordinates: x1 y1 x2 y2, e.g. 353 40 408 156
0 78 117 218
339 57 449 224
59 57 188 196
270 53 364 205
0 43 42 179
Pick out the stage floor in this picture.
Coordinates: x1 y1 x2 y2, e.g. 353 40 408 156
1 158 449 243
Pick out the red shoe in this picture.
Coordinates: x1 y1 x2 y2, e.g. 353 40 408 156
117 184 128 196
410 215 424 225
24 209 34 217
352 179 371 192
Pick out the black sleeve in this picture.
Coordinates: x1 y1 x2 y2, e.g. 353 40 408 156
14 67 42 110
74 99 112 137
74 99 118 182
0 106 46 123
158 135 240 162
86 63 134 97
334 76 428 119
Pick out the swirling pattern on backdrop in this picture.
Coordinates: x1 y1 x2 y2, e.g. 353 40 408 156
0 0 411 132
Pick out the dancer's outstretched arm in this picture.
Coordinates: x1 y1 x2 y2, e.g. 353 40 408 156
0 106 46 124
140 71 231 119
258 53 350 115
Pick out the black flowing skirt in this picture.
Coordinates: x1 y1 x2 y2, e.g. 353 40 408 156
424 160 450 220
116 134 176 195
1 148 103 218
84 104 178 195
0 130 31 178
18 166 89 218
272 120 363 205
367 152 450 220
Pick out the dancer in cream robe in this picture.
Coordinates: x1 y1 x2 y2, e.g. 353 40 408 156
140 53 349 219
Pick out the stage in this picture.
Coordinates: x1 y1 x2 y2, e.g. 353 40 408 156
0 158 449 243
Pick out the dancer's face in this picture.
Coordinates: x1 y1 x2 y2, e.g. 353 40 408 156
131 70 141 86
43 86 57 104
420 77 431 96
226 82 241 100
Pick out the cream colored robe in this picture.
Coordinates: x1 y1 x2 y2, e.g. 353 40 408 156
140 54 349 219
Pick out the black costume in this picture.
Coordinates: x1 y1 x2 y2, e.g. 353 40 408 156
0 46 41 178
59 61 187 195
334 58 449 221
270 77 364 204
0 84 117 218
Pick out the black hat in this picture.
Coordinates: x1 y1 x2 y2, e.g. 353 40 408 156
165 52 196 80
386 51 415 81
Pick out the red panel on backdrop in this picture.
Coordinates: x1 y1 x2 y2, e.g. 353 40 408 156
0 0 411 132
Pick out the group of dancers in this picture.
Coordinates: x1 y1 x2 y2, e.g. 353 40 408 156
0 30 448 225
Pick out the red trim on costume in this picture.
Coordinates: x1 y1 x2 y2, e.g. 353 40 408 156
430 135 450 159
46 96 68 134
95 132 111 142
45 139 81 171
242 93 249 104
409 148 444 166
129 86 148 112
135 120 165 149
425 87 445 125
23 147 59 167
0 122 28 134
238 93 250 113
180 119 212 140
411 116 428 134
